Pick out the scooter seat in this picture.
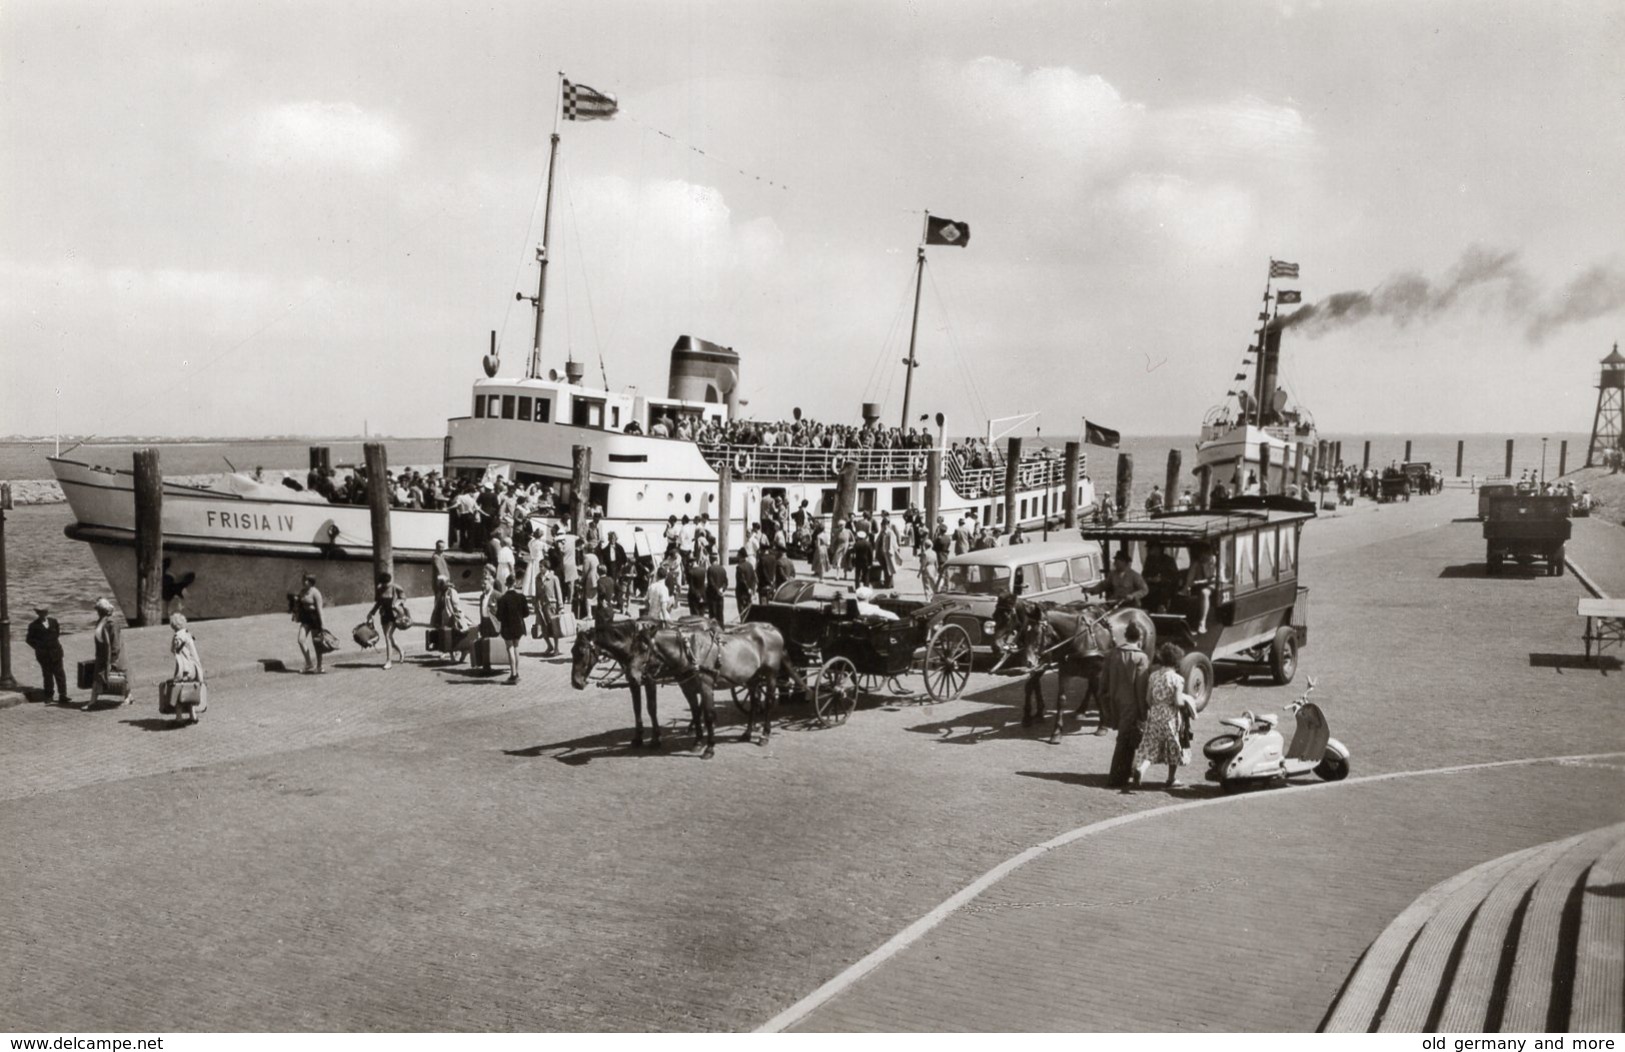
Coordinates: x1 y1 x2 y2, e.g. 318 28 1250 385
1255 714 1279 731
1220 717 1251 732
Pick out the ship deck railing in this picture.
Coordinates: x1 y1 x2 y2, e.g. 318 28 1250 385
694 441 1075 494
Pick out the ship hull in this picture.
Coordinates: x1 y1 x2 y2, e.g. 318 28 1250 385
49 459 481 621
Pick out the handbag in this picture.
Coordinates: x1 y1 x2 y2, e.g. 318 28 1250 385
391 598 414 630
315 629 342 654
353 621 380 648
556 610 578 638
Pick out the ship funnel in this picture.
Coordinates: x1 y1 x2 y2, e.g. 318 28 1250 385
862 402 881 427
667 335 740 416
1257 324 1284 425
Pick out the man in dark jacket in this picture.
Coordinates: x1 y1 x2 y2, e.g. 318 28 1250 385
758 543 781 604
1105 623 1152 784
686 557 708 617
851 529 874 588
25 605 68 703
705 552 730 624
600 532 628 611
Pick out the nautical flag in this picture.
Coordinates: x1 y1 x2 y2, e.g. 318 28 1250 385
1276 289 1302 304
563 79 618 121
1270 260 1300 279
925 215 970 247
1234 373 1248 381
1082 419 1120 449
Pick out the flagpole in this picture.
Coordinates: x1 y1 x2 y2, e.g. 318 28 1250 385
899 212 928 431
527 74 565 380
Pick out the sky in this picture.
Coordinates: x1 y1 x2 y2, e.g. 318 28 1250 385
3 0 1623 440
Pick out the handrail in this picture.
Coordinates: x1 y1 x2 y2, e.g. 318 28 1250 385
692 441 1078 494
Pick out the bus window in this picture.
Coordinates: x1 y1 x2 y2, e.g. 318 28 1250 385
1280 526 1297 575
1234 531 1256 590
1258 527 1277 581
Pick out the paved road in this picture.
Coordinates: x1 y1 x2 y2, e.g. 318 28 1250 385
1 487 1619 1031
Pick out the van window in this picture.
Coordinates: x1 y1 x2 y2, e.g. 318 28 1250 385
939 564 1011 595
1018 563 1043 594
1069 554 1095 583
1043 560 1070 590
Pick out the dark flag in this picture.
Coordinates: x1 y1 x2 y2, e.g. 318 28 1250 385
1083 419 1120 448
1276 289 1302 304
563 79 618 121
1270 260 1300 279
925 215 970 247
1234 373 1248 381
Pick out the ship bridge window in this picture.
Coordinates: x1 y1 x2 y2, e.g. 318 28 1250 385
572 397 605 429
500 395 516 420
611 405 621 429
474 395 485 418
517 396 532 422
534 397 551 423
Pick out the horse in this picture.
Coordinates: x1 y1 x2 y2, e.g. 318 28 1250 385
570 616 676 750
992 593 1157 744
626 621 796 758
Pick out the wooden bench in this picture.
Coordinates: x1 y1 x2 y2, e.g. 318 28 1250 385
1579 598 1625 663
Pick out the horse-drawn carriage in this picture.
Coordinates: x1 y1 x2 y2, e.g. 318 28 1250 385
745 581 974 724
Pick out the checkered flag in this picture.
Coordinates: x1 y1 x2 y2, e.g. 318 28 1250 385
563 79 618 122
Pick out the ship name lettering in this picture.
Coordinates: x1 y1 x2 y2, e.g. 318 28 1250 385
205 510 295 533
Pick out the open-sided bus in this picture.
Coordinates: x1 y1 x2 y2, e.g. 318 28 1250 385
1078 496 1314 707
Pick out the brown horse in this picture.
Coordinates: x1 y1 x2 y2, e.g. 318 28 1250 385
627 621 795 758
571 617 677 749
993 593 1157 744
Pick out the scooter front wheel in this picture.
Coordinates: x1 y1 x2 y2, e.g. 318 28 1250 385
1315 750 1349 781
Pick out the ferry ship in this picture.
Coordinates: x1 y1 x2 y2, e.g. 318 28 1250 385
50 79 1090 620
1195 261 1319 499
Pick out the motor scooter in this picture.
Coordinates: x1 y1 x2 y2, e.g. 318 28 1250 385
1202 676 1349 791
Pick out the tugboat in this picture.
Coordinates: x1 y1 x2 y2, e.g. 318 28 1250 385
50 76 1090 620
1195 260 1319 502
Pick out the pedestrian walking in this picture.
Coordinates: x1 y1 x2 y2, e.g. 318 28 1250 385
25 604 68 703
535 563 564 657
431 539 452 588
1133 643 1198 789
294 574 326 673
90 597 128 708
811 523 830 580
735 545 757 620
705 551 729 624
433 576 474 665
496 575 529 684
1104 624 1152 785
919 543 938 597
686 555 708 617
366 571 407 670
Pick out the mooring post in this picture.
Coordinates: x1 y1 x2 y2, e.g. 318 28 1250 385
133 447 164 627
570 444 593 539
0 483 17 693
1362 440 1371 472
1196 465 1212 511
1404 439 1413 463
1505 439 1514 478
1456 440 1465 477
1164 449 1182 511
1335 441 1343 467
1003 437 1022 534
1559 440 1568 478
364 442 393 586
833 460 859 530
1115 452 1133 519
1293 443 1305 492
924 449 942 537
1062 442 1080 528
716 457 732 558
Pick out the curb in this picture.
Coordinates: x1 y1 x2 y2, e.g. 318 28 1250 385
1566 556 1608 600
0 689 29 710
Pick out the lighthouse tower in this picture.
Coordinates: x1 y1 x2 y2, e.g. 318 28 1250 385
1586 342 1625 468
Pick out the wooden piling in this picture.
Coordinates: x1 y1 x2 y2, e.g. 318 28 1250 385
1164 449 1182 511
1559 440 1568 478
1456 440 1465 477
1062 442 1080 527
1003 437 1022 533
364 442 393 586
1259 442 1273 496
716 457 732 557
925 450 943 536
833 460 859 527
0 483 18 691
1362 440 1371 472
570 444 593 539
1115 452 1133 519
1504 439 1514 478
1404 439 1413 463
1293 443 1305 491
1335 441 1343 467
133 447 164 627
1196 465 1212 511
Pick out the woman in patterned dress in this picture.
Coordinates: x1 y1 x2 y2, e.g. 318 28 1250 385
1134 643 1198 788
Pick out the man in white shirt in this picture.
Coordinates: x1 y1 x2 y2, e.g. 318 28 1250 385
678 515 697 570
645 571 680 623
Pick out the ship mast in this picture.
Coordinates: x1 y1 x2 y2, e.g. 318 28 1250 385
899 239 926 430
524 78 565 381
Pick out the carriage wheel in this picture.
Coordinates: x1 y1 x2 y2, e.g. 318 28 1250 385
923 624 973 702
813 657 859 726
730 684 750 716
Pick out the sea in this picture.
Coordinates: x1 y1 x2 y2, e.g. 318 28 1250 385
0 432 1589 639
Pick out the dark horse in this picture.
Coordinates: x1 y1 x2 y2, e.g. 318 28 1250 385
626 621 796 758
571 617 674 749
992 593 1157 744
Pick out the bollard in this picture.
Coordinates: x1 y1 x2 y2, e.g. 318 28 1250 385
925 450 942 537
1456 440 1465 478
1062 442 1080 528
1559 440 1568 478
364 442 393 586
717 457 732 558
1164 449 1182 512
570 445 593 539
1259 443 1272 496
1116 452 1133 519
133 447 164 626
1004 437 1022 534
1504 439 1514 478
1362 440 1371 472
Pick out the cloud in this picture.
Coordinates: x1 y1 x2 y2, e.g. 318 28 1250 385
232 101 408 173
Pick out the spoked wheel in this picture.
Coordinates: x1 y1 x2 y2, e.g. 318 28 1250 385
813 657 859 726
923 624 973 702
730 684 750 716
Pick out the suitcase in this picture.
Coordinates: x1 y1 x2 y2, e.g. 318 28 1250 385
77 660 96 690
474 637 511 670
556 611 578 638
426 627 478 653
95 670 130 698
160 680 207 717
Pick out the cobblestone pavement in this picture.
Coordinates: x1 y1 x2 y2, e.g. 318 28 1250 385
1 488 1620 1031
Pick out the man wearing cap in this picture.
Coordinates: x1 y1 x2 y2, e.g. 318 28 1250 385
25 604 68 703
1091 551 1149 605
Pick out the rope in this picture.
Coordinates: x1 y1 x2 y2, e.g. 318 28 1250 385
622 112 791 191
563 167 611 390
